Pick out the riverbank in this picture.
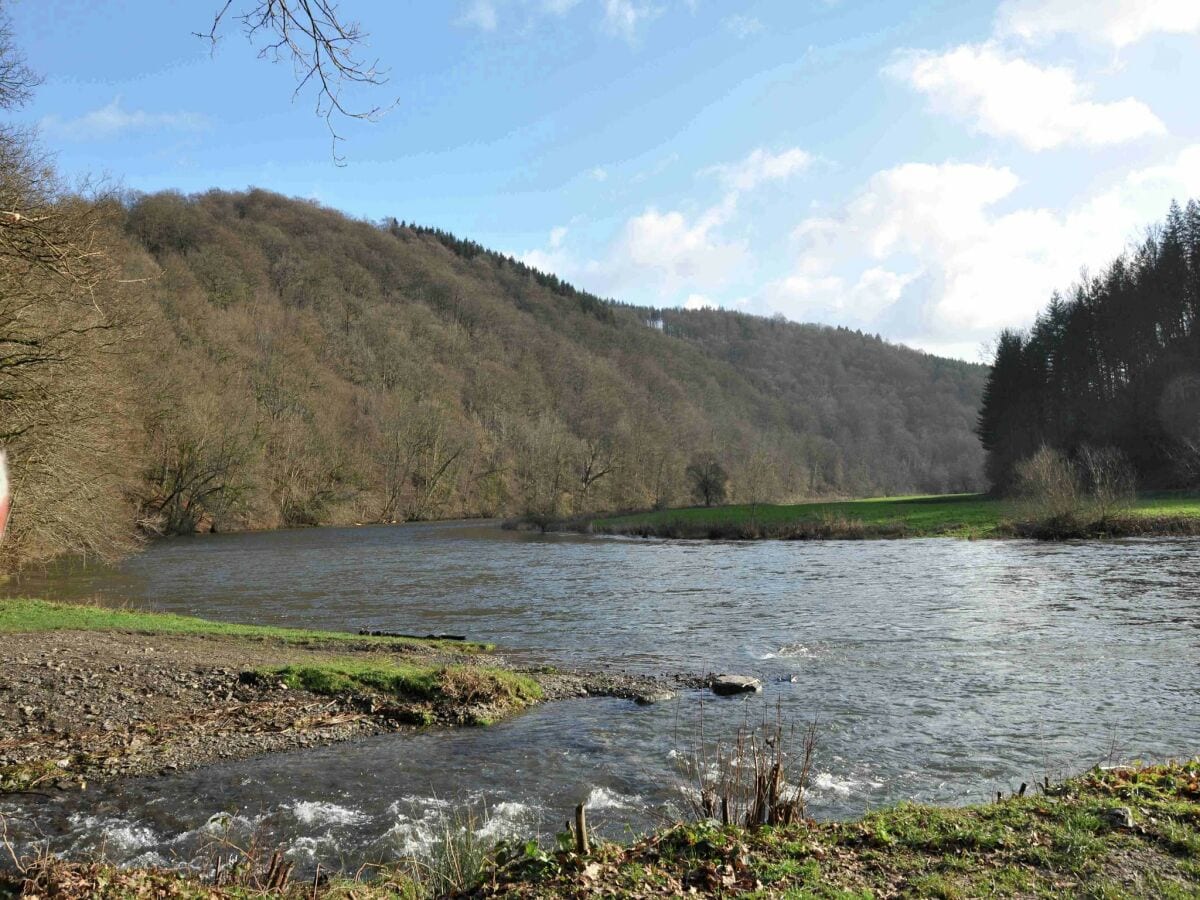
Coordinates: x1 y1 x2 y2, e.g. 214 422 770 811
0 600 692 793
580 493 1200 540
4 760 1196 897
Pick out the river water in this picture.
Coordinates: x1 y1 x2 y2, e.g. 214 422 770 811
2 523 1198 871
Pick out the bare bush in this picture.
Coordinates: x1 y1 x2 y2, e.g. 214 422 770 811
1077 445 1137 520
680 704 817 828
1013 446 1080 523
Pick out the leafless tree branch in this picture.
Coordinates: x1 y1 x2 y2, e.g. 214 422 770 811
198 1 395 163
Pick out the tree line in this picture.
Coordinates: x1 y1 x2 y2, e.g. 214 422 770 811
0 183 987 568
978 199 1200 493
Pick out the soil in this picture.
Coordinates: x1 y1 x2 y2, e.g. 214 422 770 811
0 630 700 793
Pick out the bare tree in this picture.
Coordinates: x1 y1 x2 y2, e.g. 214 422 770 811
199 1 394 161
687 453 728 508
0 7 38 111
0 13 141 567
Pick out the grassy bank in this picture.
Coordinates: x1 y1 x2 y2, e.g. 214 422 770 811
588 493 1200 540
477 761 1200 897
4 761 1196 897
0 599 539 793
0 598 490 651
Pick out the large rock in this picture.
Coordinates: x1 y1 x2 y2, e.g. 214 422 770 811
710 675 763 696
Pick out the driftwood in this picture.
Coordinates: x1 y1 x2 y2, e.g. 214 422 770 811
358 628 468 641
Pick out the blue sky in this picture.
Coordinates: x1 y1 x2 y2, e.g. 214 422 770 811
10 0 1200 360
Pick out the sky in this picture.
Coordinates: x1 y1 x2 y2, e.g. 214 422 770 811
9 0 1200 361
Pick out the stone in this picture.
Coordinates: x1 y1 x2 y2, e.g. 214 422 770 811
634 690 675 705
1103 806 1134 829
710 675 763 696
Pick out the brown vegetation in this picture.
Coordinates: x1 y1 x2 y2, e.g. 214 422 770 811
0 186 987 569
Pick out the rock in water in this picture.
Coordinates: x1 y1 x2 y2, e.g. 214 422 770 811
634 690 675 705
711 675 763 695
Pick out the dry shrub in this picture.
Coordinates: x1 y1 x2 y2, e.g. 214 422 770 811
1077 445 1137 520
680 705 817 829
1012 444 1137 532
1013 446 1080 522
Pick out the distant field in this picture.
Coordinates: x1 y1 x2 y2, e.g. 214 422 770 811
592 492 1200 540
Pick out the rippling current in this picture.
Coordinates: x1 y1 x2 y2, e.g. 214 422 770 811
2 523 1198 871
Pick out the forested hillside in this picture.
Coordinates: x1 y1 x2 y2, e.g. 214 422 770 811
978 199 1200 492
2 187 986 567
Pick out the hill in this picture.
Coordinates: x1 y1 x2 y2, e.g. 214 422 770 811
2 188 986 565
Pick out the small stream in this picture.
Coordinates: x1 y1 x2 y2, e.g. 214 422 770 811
2 523 1198 871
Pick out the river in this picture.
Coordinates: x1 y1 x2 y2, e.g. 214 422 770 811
2 522 1198 871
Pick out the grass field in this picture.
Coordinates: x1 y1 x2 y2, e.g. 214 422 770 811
0 598 489 651
592 492 1200 540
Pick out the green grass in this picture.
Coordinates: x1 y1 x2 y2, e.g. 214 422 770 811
1129 493 1200 518
0 598 490 651
477 760 1200 897
593 492 1200 541
264 659 542 709
597 494 1009 539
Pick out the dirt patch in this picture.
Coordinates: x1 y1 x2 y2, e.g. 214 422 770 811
0 630 692 792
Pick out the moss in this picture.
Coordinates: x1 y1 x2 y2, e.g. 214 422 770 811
260 660 541 721
0 758 63 792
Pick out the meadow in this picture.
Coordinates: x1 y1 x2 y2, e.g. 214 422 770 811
591 492 1200 540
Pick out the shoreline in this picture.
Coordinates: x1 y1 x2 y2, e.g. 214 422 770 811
557 492 1200 542
3 760 1196 897
0 600 697 794
579 513 1200 542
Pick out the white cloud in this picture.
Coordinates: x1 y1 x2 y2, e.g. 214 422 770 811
40 97 208 141
459 0 499 30
767 146 1200 353
602 0 659 42
606 202 747 296
587 165 609 182
706 147 814 192
766 267 917 322
996 0 1200 48
723 14 763 39
518 196 746 302
888 43 1166 150
457 0 581 31
683 293 715 309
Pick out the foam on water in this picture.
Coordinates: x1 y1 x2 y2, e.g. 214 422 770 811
476 801 538 840
66 815 158 855
810 772 882 797
758 641 821 660
289 800 365 827
585 786 640 811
